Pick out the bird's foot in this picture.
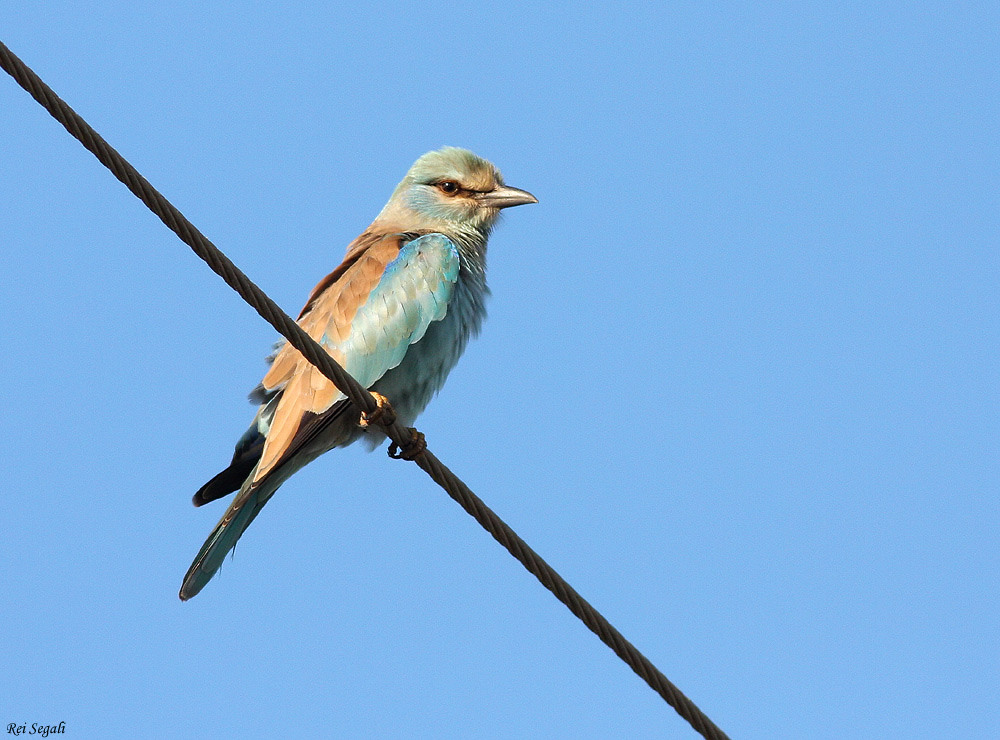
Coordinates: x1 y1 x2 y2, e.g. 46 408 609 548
359 391 397 429
388 429 426 461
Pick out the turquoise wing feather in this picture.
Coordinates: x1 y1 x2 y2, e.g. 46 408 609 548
179 233 460 600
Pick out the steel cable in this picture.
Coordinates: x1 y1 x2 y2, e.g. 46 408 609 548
1 40 731 740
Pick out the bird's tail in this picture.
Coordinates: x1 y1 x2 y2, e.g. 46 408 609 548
179 471 281 601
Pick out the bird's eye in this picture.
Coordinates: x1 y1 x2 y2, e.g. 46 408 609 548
437 181 460 194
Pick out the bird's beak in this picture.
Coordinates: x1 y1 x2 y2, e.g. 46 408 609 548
478 185 538 209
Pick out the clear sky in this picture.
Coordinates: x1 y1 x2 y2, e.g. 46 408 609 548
2 3 997 738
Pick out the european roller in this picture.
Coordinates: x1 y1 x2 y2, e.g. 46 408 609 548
179 147 536 600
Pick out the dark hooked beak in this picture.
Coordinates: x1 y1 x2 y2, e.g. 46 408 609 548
478 185 538 209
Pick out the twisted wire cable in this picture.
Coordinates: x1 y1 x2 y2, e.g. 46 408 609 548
1 40 731 740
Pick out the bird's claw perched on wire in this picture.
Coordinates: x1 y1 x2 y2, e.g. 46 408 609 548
388 429 426 460
359 391 396 429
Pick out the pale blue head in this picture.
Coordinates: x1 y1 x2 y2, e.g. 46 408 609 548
375 147 537 236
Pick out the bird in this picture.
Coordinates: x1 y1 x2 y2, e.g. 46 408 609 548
179 147 536 600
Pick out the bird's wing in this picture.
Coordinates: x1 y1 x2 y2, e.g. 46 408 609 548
179 231 459 600
254 231 460 483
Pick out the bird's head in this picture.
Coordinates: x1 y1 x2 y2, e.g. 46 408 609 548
375 147 537 237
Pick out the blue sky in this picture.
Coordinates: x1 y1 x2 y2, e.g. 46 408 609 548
2 3 997 737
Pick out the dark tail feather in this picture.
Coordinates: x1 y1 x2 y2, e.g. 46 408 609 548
179 473 281 600
192 424 266 507
192 456 259 506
